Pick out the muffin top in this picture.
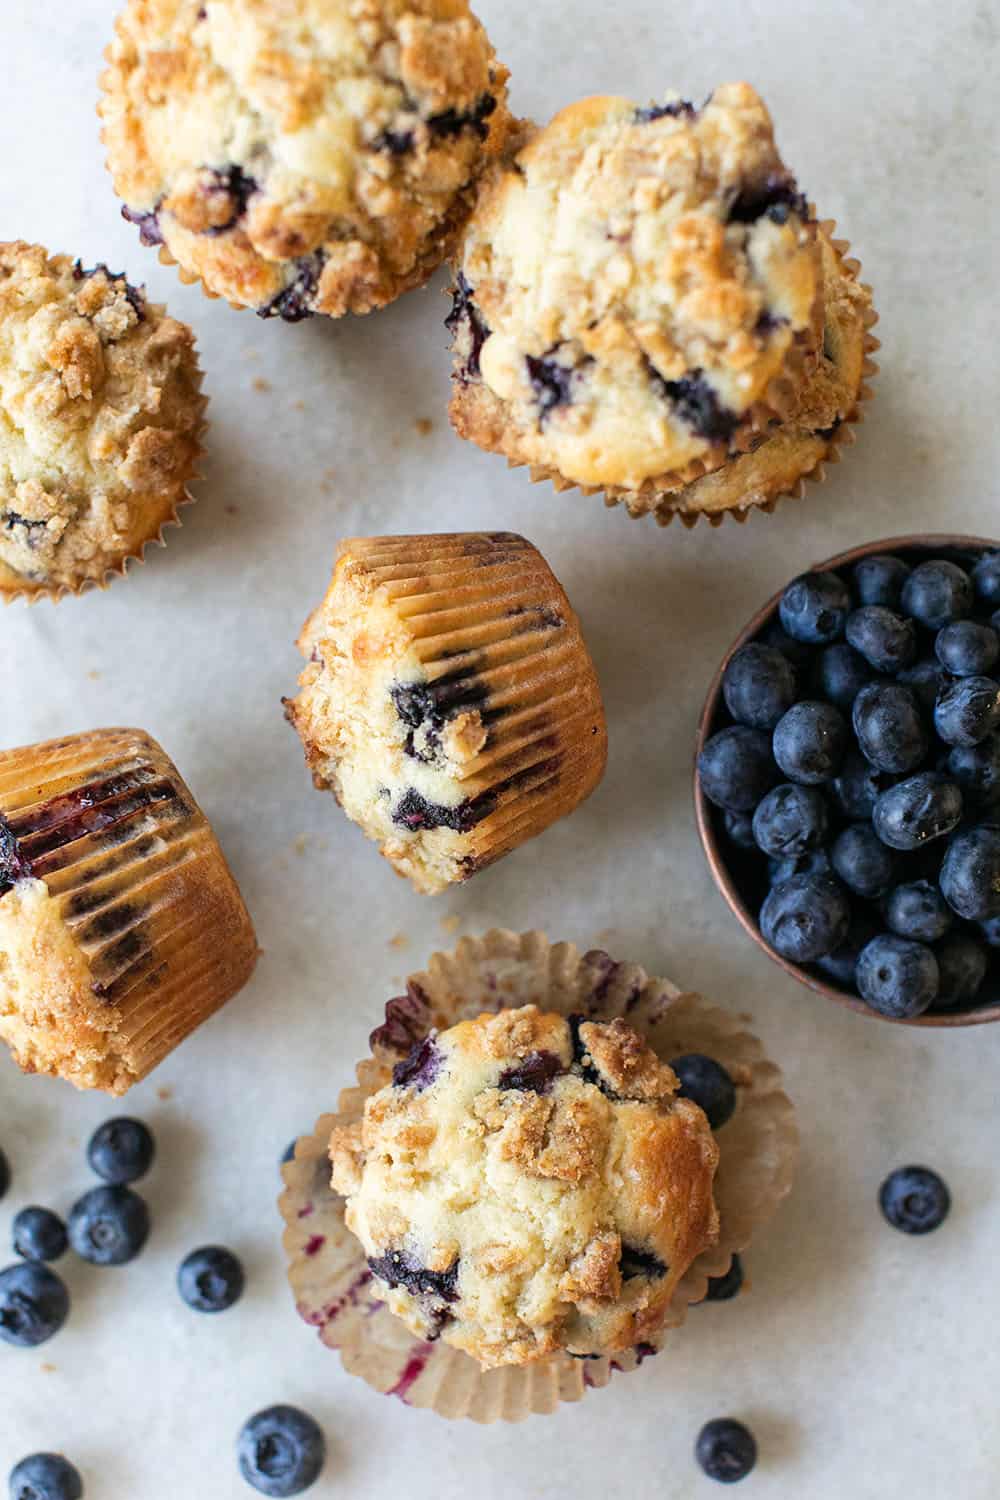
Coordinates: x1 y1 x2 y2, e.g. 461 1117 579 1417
101 0 513 319
449 84 819 492
0 242 204 597
330 1004 720 1367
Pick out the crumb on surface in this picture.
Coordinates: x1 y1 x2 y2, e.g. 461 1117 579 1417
293 835 309 855
224 504 239 515
415 417 433 436
389 932 409 951
157 1085 173 1101
252 376 272 393
86 669 101 681
440 914 461 934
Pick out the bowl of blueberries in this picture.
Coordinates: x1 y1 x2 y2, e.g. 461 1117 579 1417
695 536 1000 1025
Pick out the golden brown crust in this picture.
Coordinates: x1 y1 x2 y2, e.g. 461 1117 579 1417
100 0 514 319
0 242 205 600
0 728 258 1093
329 1004 720 1368
285 532 608 893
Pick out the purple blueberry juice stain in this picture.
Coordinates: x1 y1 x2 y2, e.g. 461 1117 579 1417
581 950 621 1009
303 1235 326 1258
391 787 495 834
11 774 177 871
0 814 32 896
301 1269 373 1329
122 203 164 246
72 260 146 319
370 982 432 1055
445 272 490 382
392 1034 442 1091
498 1049 563 1093
391 672 488 764
297 1204 315 1220
633 1341 658 1363
386 1346 433 1401
728 172 809 225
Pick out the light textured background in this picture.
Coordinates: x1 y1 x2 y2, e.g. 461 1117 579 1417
2 1 998 1495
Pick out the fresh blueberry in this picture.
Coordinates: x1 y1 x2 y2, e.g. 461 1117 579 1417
830 823 899 898
933 933 989 1008
853 554 910 608
237 1406 325 1497
758 619 812 674
830 749 897 819
814 643 874 710
901 559 973 629
856 934 939 1018
897 656 947 713
8 1454 83 1500
935 620 999 677
0 1147 8 1202
816 908 879 987
778 571 851 644
946 732 1000 811
871 773 963 850
722 809 757 849
768 848 832 885
933 676 1000 747
178 1245 245 1313
772 701 848 784
698 727 780 812
68 1185 149 1266
852 683 928 773
86 1117 154 1184
759 874 850 962
885 880 953 942
695 1418 758 1484
940 826 1000 920
722 643 798 729
879 1165 950 1233
751 783 828 857
669 1055 736 1130
971 551 1000 607
13 1208 67 1264
702 1254 744 1302
845 606 917 674
0 1263 69 1347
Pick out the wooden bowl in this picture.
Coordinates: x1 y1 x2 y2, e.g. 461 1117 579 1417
694 534 1000 1028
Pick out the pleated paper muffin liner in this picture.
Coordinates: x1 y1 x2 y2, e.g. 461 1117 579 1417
281 929 798 1422
287 534 607 892
0 340 208 606
0 729 258 1093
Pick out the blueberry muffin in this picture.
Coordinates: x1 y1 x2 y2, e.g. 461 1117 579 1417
649 225 877 525
448 84 820 503
284 533 607 894
100 0 513 320
0 243 205 600
0 728 258 1093
329 1004 720 1367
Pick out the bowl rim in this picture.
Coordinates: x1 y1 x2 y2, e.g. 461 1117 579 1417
693 532 1000 1029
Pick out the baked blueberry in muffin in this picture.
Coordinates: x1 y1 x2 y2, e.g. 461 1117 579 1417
101 0 513 319
329 1004 719 1366
284 533 607 894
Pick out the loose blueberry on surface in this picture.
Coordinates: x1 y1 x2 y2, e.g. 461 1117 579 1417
722 809 757 849
698 726 781 812
0 1262 69 1347
933 676 1000 747
8 1453 83 1500
86 1117 155 1184
852 682 927 773
13 1207 67 1264
814 642 874 710
830 748 897 820
933 934 988 1008
68 1185 149 1266
853 554 910 608
0 1147 9 1201
935 620 999 678
816 908 879 987
856 935 939 1018
772 701 848 784
768 848 832 885
391 1034 441 1091
879 1165 950 1234
946 732 1000 811
885 880 953 942
779 571 851 644
751 783 828 857
900 558 973 629
695 1418 758 1484
971 551 1000 607
702 1253 744 1302
669 1054 736 1130
897 657 947 713
178 1245 245 1313
940 826 1000 920
871 773 963 850
830 823 899 898
237 1406 326 1497
760 874 851 962
845 605 917 674
722 643 798 729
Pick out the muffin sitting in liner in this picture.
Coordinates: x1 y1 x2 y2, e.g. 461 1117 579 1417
100 0 514 320
447 84 821 508
284 533 607 894
0 242 205 600
330 1004 720 1367
0 728 258 1094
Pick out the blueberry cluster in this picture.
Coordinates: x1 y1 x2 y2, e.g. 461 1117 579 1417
700 548 1000 1019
